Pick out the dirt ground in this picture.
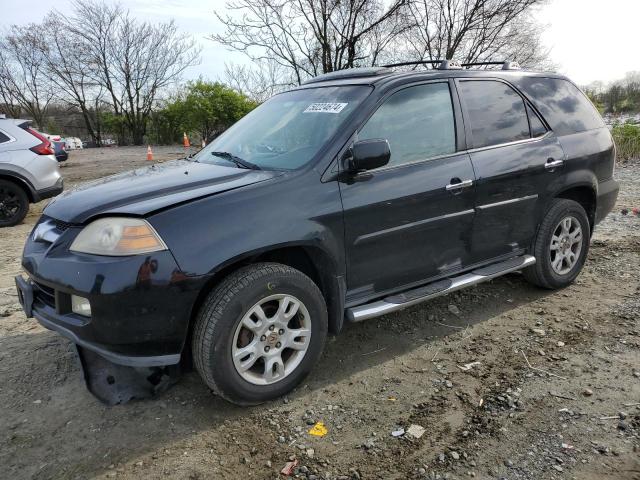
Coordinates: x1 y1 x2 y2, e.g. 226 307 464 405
0 147 638 480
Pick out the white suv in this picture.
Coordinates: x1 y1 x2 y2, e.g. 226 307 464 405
0 118 63 227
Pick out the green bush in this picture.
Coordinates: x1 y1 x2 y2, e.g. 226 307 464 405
611 123 640 160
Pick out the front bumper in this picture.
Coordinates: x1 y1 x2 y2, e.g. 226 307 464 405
18 218 204 368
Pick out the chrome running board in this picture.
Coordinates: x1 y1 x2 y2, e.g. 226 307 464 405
346 255 536 322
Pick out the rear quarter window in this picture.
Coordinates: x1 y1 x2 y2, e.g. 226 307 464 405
0 130 10 143
515 77 604 136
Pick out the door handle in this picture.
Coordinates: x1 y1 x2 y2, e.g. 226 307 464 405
445 178 473 191
545 158 564 170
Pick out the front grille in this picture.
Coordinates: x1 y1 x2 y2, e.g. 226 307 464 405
33 281 56 309
54 219 72 232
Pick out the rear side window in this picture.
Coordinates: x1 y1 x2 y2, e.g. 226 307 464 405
458 80 530 148
0 130 10 143
515 77 604 135
358 82 456 167
527 105 547 138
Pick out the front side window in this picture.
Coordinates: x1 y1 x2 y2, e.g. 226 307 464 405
357 82 456 167
459 80 530 148
192 85 371 170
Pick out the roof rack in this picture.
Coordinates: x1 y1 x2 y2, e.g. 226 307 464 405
382 60 462 70
461 61 521 70
303 66 392 85
383 60 521 71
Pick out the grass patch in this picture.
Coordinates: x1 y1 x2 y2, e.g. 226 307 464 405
612 123 640 160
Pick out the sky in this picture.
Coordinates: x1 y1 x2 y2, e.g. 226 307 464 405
1 0 638 86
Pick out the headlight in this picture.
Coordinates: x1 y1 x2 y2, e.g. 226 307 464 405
70 217 168 256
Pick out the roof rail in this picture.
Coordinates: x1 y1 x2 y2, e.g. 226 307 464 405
303 66 392 85
382 59 463 70
461 61 521 70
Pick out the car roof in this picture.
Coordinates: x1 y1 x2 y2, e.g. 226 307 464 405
290 67 569 91
0 118 30 127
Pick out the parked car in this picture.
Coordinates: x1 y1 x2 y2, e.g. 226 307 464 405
52 141 68 162
0 119 63 227
16 61 618 405
65 136 83 150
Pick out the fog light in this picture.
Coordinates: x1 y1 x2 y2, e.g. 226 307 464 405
71 295 91 317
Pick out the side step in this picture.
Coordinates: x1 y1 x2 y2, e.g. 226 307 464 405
346 255 536 322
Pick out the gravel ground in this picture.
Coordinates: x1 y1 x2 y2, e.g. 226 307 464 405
0 148 638 480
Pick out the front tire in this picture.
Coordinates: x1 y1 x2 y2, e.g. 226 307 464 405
524 199 590 289
192 262 327 405
0 179 29 227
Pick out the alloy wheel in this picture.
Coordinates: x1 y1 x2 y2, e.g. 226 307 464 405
0 186 21 222
231 294 312 385
549 215 583 275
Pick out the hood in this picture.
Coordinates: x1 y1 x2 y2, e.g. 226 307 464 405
45 159 282 223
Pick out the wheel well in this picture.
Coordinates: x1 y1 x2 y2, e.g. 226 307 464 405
0 174 34 202
556 186 596 231
184 246 342 365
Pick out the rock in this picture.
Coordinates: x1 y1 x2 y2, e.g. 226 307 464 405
266 460 272 468
504 459 514 468
391 428 405 437
619 411 628 419
445 380 453 388
530 328 546 336
618 421 628 431
406 424 426 439
552 465 563 472
448 304 460 315
450 451 460 460
438 453 446 463
418 467 426 475
557 341 565 347
277 436 286 444
305 448 315 458
582 388 593 397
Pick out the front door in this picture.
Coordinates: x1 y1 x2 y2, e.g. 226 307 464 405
455 79 566 262
340 81 476 305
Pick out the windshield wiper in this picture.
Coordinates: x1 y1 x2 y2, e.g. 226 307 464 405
210 151 261 170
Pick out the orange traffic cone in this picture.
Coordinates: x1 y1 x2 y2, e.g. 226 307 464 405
147 145 153 161
183 132 190 148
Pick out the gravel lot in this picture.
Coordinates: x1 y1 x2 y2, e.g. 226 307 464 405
0 148 638 480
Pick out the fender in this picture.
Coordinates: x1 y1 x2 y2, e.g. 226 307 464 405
0 167 37 201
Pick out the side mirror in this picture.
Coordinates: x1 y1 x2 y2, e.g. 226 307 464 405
345 139 390 173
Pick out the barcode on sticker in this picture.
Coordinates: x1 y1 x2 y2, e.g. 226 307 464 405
304 103 348 113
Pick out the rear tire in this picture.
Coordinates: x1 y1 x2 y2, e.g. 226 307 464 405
0 179 29 227
524 199 590 289
192 262 327 406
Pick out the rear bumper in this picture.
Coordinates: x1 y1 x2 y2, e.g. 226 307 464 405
34 177 63 202
595 178 620 224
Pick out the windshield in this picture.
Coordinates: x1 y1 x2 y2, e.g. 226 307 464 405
192 85 372 170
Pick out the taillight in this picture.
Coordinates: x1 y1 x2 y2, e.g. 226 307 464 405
26 128 55 155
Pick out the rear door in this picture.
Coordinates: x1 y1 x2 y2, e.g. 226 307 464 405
340 81 476 304
455 78 566 263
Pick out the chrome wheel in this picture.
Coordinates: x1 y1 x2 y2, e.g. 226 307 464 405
549 216 583 275
232 294 312 385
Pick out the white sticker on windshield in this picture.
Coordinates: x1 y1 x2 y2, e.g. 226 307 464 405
304 102 348 114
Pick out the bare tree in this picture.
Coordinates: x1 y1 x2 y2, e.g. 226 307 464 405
402 0 549 67
0 25 54 128
38 16 106 144
223 60 292 102
211 0 408 86
54 0 201 145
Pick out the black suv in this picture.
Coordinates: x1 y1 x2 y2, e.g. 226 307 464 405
16 61 619 405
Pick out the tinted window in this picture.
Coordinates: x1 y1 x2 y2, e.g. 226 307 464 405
459 80 530 148
527 105 547 137
0 131 9 143
516 77 604 135
358 82 455 167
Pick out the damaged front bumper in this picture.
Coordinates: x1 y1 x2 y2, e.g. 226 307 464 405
15 274 183 405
